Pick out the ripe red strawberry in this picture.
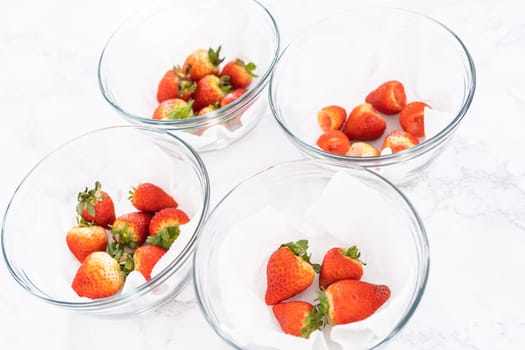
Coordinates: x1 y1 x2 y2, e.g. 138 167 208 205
316 130 351 155
343 103 386 141
133 245 167 280
156 66 196 102
399 101 430 137
147 208 190 249
71 251 125 299
382 130 419 153
152 98 194 120
129 183 178 213
220 88 247 107
265 240 320 305
318 280 391 325
182 46 224 81
317 105 347 132
348 142 380 157
197 103 219 116
192 75 232 111
220 59 257 89
76 181 115 228
66 225 108 262
272 301 321 338
111 212 153 249
319 246 365 289
365 80 407 115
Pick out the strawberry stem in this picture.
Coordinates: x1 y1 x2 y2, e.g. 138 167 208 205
340 245 367 266
166 100 194 120
280 240 321 272
76 181 104 219
208 46 224 66
146 225 180 249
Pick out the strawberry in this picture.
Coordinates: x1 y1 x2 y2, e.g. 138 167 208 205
192 75 232 111
66 225 108 262
76 181 115 228
129 183 178 213
348 142 380 157
317 105 347 132
272 301 321 338
197 103 219 116
220 88 247 108
156 66 196 102
343 103 386 141
111 212 153 249
316 130 351 155
71 251 124 299
365 80 407 115
147 208 189 249
152 98 194 120
133 245 167 280
220 59 257 89
182 46 224 81
319 246 366 289
265 240 320 305
318 280 391 325
399 101 430 137
382 130 419 153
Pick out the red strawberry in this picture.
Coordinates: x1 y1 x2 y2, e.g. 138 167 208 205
147 208 190 249
152 98 194 120
382 130 419 153
319 246 365 289
365 80 407 115
156 66 196 102
192 75 232 111
66 225 108 262
317 105 347 132
133 245 167 280
343 103 386 141
265 240 320 305
348 142 380 157
197 103 219 116
182 46 224 81
129 183 178 213
111 212 153 249
76 181 115 229
318 280 391 325
220 88 247 107
71 251 125 299
316 130 351 155
220 59 257 89
399 101 430 137
272 301 320 338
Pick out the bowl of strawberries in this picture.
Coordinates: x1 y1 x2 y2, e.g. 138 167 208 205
98 0 280 152
1 126 209 316
269 7 476 184
193 160 429 350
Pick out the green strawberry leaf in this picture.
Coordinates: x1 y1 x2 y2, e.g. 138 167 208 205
245 61 258 77
340 245 367 265
208 46 224 66
166 100 194 120
146 225 180 249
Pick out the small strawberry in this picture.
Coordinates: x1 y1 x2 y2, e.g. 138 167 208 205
129 183 178 213
220 59 257 89
317 105 347 132
192 75 232 111
220 88 247 108
111 212 153 249
318 280 391 325
365 80 407 115
272 301 321 338
399 101 430 137
133 245 167 280
316 130 351 155
66 225 108 262
156 66 196 102
76 181 116 229
71 251 125 299
382 130 419 153
152 98 194 120
182 46 224 81
319 246 366 289
197 103 219 117
343 103 386 141
147 208 190 249
265 240 320 305
347 142 380 157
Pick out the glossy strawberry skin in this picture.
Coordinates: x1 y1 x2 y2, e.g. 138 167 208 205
382 130 420 153
111 212 153 248
133 245 167 280
66 225 108 262
399 101 430 137
130 183 178 213
343 103 386 141
317 105 347 132
365 80 407 115
220 88 247 108
272 301 314 338
193 75 231 111
319 246 364 289
156 68 195 102
77 182 115 229
220 59 256 89
182 47 223 81
316 130 351 155
147 208 189 249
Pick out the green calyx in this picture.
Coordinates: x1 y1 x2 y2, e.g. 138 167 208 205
174 65 196 96
219 75 232 94
237 59 258 78
76 180 104 218
108 242 134 276
111 224 138 249
315 292 331 327
166 100 194 120
146 225 180 249
300 306 324 338
340 245 366 266
208 46 224 66
281 240 321 273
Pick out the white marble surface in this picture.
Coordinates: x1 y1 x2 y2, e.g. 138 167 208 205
1 0 524 348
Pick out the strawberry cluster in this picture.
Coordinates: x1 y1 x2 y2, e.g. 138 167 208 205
153 46 257 120
66 181 190 299
265 240 390 338
316 80 431 156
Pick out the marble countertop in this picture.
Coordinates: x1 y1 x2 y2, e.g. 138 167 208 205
1 0 524 348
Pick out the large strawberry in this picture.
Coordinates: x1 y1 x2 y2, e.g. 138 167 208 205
265 240 320 305
76 181 115 228
129 183 178 213
365 80 407 115
156 66 196 102
272 301 321 338
111 211 153 249
133 245 167 280
220 59 257 89
192 74 232 111
147 207 189 249
71 251 125 299
152 98 194 120
319 246 365 289
318 280 391 325
343 103 386 141
66 225 108 262
182 46 224 81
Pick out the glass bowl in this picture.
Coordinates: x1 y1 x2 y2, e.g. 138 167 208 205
194 160 429 349
1 126 210 317
270 7 476 184
98 0 280 153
